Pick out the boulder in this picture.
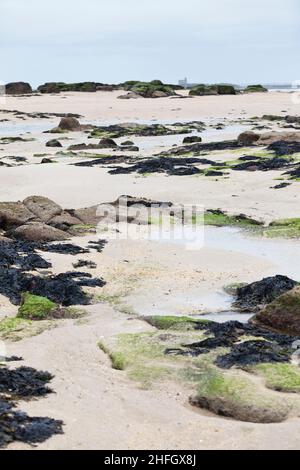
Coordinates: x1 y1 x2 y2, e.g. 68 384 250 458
189 84 236 96
58 117 81 131
9 222 68 242
151 90 168 98
5 82 32 95
258 132 300 145
98 138 118 148
49 212 82 230
237 131 260 146
46 139 62 148
233 275 297 311
23 196 62 223
0 202 36 229
121 140 135 146
252 286 300 335
117 92 142 99
244 85 268 93
183 136 202 144
69 206 100 226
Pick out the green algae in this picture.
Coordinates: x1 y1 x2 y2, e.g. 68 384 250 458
250 363 300 393
18 293 57 320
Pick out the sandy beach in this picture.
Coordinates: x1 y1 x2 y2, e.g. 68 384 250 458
1 90 300 450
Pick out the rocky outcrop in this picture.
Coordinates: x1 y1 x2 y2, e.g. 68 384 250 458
5 82 33 95
189 84 236 96
244 85 268 93
252 287 300 335
37 82 116 94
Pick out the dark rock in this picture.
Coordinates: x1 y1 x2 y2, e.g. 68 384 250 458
6 82 32 95
189 84 236 96
98 138 118 148
58 117 81 131
182 136 202 144
46 139 62 148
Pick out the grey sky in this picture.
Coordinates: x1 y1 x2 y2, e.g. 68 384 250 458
1 0 299 86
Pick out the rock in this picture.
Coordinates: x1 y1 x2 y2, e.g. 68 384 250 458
151 90 168 98
0 202 36 230
48 212 82 230
41 158 54 164
117 92 142 99
121 140 135 146
69 206 100 226
98 138 118 148
9 222 68 242
23 196 62 223
182 136 202 144
244 85 268 93
5 82 32 95
46 139 62 148
237 131 260 146
190 392 289 424
57 117 81 131
233 275 297 311
252 286 300 335
189 84 236 96
258 132 300 145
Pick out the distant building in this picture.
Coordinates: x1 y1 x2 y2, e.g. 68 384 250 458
178 78 188 89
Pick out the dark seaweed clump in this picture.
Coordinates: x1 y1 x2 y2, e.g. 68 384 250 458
0 362 63 448
165 320 299 369
267 140 300 156
0 240 105 305
109 157 206 176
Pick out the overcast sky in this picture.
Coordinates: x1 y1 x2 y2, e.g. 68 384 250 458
1 0 299 86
